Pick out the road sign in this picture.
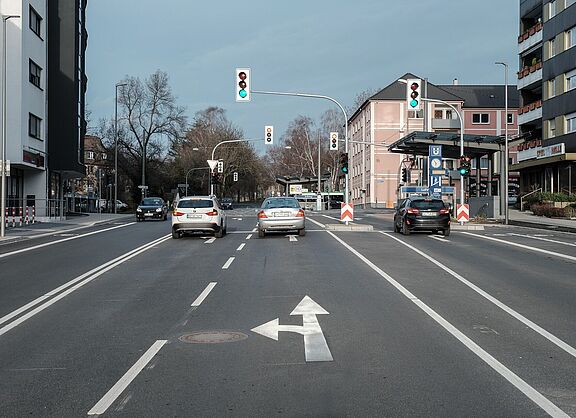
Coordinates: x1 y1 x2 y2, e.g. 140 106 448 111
400 186 455 194
207 159 218 170
341 203 353 222
251 296 333 362
177 183 188 188
289 184 302 194
137 185 148 190
428 145 442 198
457 204 470 222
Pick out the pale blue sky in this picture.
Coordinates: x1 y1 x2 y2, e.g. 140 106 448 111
86 0 519 153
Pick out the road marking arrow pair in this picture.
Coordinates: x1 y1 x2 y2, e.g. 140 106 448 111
251 296 333 362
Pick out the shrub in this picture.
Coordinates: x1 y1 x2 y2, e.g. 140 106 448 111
530 203 567 217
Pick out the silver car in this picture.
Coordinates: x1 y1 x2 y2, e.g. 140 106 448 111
171 196 227 239
257 197 305 238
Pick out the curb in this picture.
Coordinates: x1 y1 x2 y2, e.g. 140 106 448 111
508 219 576 234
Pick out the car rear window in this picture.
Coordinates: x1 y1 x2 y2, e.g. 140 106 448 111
412 200 446 210
142 198 163 205
262 199 300 209
178 199 213 209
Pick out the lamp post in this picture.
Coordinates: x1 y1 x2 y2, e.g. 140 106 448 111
114 82 127 214
1 14 20 238
496 62 509 225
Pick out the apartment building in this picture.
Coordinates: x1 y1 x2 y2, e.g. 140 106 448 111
515 0 576 194
347 74 518 208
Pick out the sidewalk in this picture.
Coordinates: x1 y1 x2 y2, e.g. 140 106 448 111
0 212 135 243
507 208 576 233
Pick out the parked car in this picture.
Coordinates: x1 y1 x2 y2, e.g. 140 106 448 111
136 197 168 221
393 196 450 236
220 197 234 210
171 195 227 239
257 197 306 238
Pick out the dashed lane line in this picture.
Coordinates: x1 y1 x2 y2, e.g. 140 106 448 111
222 257 235 269
509 233 576 248
236 243 245 251
191 282 217 307
204 237 216 244
246 234 252 240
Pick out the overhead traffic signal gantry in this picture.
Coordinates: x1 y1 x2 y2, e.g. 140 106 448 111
236 68 251 102
339 153 349 175
406 78 422 111
457 155 471 176
265 125 274 145
329 132 339 151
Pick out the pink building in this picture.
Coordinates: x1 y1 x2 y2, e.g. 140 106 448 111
347 74 519 208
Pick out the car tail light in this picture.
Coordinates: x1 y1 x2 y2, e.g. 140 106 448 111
173 211 184 216
439 208 449 215
407 208 419 214
296 209 305 217
206 209 218 216
257 211 268 219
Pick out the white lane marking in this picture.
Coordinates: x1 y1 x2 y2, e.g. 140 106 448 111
222 257 235 269
429 235 449 242
191 282 217 307
0 235 171 336
252 227 257 232
461 232 576 263
0 223 135 259
204 237 216 244
237 218 243 221
246 234 252 240
307 218 326 229
510 233 576 248
321 214 339 221
288 235 298 242
236 243 245 251
382 232 576 359
533 234 552 237
327 231 570 417
88 340 167 415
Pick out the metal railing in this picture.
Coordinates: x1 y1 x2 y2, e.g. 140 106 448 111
520 188 542 211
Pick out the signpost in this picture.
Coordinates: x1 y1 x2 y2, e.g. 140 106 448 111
340 203 353 223
457 204 470 223
428 145 442 199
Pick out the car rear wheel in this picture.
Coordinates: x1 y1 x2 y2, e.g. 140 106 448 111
402 220 410 235
171 230 180 239
258 229 265 238
443 228 450 237
214 227 223 238
298 228 306 237
394 220 400 233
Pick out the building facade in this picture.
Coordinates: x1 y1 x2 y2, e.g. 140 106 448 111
515 0 576 194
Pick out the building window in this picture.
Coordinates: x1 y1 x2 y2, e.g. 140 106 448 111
548 118 557 137
29 113 42 139
472 113 489 124
87 151 94 160
548 78 556 98
567 113 576 133
29 6 42 38
507 113 514 124
408 110 423 118
29 59 42 88
548 1 557 19
567 26 576 49
566 69 576 91
548 38 556 59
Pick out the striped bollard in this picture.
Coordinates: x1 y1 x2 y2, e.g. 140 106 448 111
25 206 29 225
11 207 15 228
32 206 36 224
19 207 23 227
4 208 7 228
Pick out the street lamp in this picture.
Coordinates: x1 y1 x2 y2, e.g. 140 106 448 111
495 62 509 225
1 14 20 238
114 82 127 214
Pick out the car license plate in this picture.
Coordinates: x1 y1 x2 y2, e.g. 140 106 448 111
422 212 437 217
275 212 290 217
144 213 153 217
187 214 202 219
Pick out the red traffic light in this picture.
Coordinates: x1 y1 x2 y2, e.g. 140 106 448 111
238 71 247 80
410 82 419 90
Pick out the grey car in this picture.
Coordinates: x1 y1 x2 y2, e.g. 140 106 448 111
257 197 306 238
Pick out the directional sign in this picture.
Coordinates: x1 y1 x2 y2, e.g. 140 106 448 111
428 145 443 199
341 203 353 222
457 204 470 222
251 296 333 362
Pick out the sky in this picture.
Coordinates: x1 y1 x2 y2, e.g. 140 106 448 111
86 0 520 154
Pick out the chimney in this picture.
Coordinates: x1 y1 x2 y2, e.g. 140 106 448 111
453 78 459 85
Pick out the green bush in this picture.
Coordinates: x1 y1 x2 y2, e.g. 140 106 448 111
530 203 568 217
521 192 576 209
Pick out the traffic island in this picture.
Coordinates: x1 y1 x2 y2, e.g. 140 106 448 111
325 223 374 231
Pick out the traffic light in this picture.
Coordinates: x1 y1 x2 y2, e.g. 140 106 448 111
233 172 238 182
211 172 220 185
457 155 471 176
329 132 339 151
406 78 422 110
235 68 251 102
339 153 349 175
265 125 273 145
401 167 408 183
217 160 224 173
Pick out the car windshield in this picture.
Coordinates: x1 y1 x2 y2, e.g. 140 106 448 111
178 199 213 209
141 198 163 206
262 199 300 209
412 200 445 210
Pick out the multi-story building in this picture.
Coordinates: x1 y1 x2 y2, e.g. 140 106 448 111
515 0 576 194
347 74 518 208
0 0 87 219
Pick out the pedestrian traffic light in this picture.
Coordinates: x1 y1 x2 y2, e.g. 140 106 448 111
329 132 339 151
235 68 251 102
401 167 408 183
339 153 349 175
406 78 422 110
265 125 273 145
233 172 238 182
457 155 471 176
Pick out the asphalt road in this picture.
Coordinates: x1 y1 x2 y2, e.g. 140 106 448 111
0 209 575 417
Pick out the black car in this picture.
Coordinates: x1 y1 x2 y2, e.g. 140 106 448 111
136 197 168 221
393 196 450 236
220 198 234 210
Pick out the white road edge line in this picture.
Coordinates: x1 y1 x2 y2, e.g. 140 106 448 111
381 232 576 359
510 233 576 248
0 223 135 259
0 235 171 336
460 232 576 263
87 340 167 415
326 231 569 418
236 243 245 251
191 282 217 307
307 218 326 229
222 257 235 269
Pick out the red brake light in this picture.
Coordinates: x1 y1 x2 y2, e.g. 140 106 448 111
206 209 218 216
407 208 420 214
173 211 184 216
257 211 268 219
439 208 449 215
296 209 305 217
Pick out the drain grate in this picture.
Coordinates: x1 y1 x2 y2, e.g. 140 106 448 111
179 331 248 344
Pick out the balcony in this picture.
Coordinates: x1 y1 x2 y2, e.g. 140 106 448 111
518 22 543 54
517 62 543 90
518 100 542 125
431 118 460 129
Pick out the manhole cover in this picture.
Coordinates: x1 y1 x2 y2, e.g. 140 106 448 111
179 331 248 344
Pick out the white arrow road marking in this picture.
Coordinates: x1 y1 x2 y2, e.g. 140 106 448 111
204 237 216 244
251 296 333 362
222 257 235 269
287 235 298 242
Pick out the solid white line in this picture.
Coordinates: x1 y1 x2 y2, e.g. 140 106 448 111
88 340 167 415
461 232 576 263
288 235 298 242
327 231 569 417
0 235 171 336
382 232 576 359
321 214 339 221
236 243 245 251
204 237 216 244
510 233 576 247
191 282 217 307
429 235 449 243
307 218 326 229
0 223 135 259
246 234 252 240
222 257 235 269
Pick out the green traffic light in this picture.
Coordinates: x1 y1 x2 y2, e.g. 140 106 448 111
239 89 247 98
410 99 418 108
459 168 468 175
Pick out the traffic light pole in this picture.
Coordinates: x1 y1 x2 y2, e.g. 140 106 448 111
251 90 350 212
210 138 262 195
